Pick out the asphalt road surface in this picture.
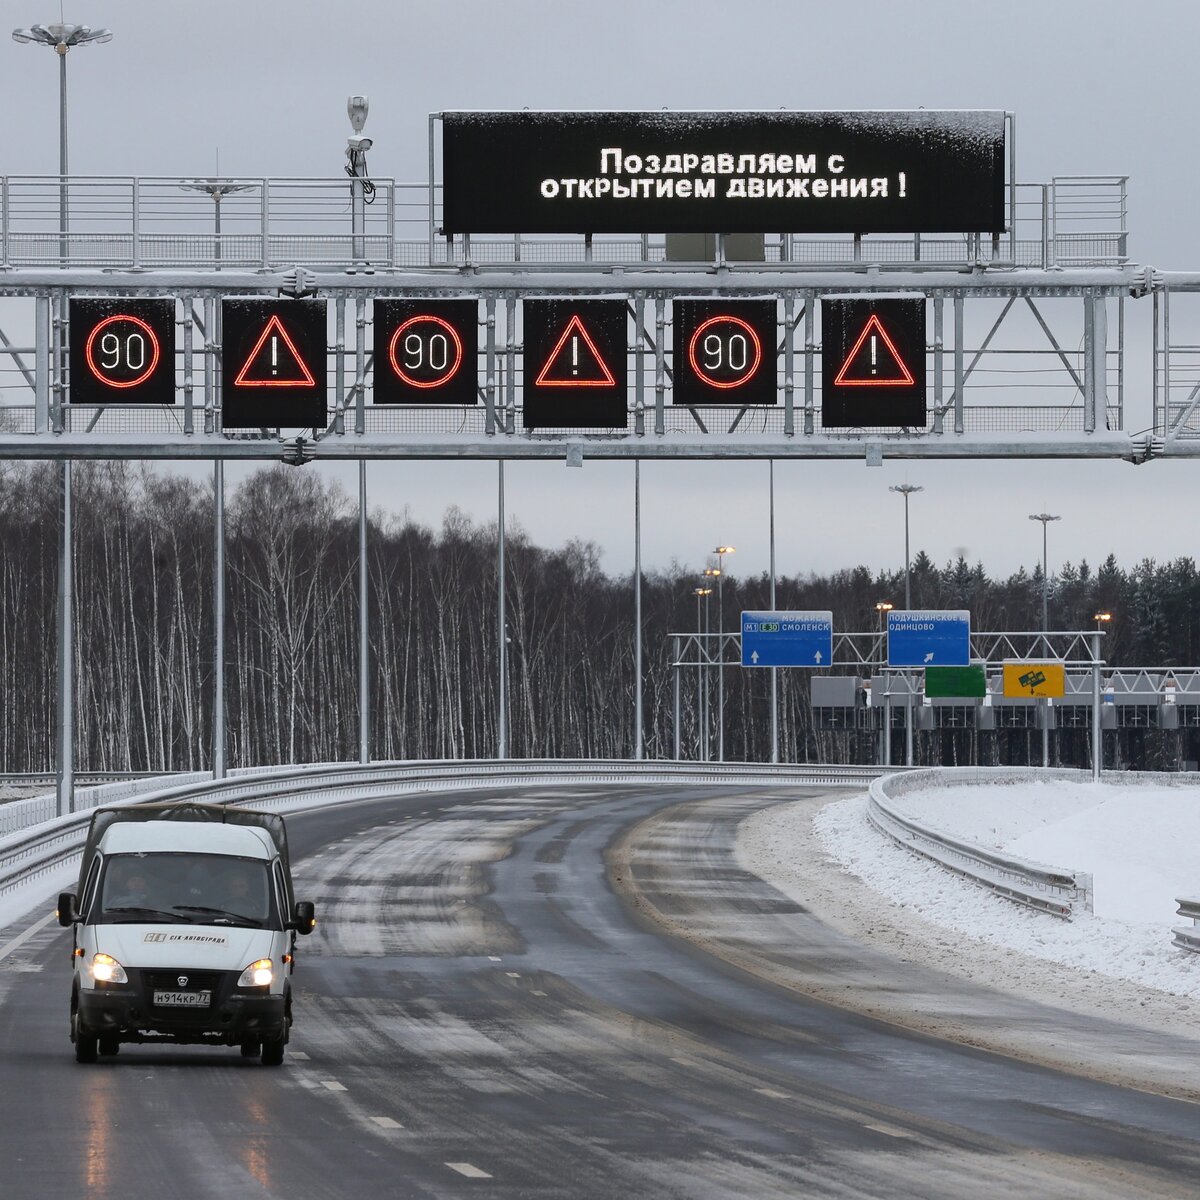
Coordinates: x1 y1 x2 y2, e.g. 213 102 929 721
2 784 1199 1199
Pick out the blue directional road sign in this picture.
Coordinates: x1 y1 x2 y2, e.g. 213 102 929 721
741 611 834 668
887 609 971 667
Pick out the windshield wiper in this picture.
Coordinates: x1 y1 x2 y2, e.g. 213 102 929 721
172 905 262 927
104 906 189 922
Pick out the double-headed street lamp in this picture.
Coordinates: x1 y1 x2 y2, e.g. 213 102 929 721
12 21 112 260
1028 513 1061 636
693 586 713 761
708 545 735 762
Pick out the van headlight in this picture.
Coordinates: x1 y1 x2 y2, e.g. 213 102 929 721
91 953 127 984
238 959 273 988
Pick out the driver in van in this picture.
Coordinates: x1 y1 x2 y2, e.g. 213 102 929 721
106 863 151 909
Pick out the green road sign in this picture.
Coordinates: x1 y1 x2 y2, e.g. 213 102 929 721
924 664 987 699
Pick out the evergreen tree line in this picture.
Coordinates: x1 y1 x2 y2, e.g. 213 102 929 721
1 460 1199 773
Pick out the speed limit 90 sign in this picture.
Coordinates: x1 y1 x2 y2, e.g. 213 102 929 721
672 298 778 406
373 299 478 404
69 298 176 405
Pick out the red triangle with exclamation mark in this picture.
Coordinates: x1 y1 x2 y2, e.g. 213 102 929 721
535 314 617 388
833 313 915 387
234 314 317 388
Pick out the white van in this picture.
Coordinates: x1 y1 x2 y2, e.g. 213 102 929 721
57 801 316 1065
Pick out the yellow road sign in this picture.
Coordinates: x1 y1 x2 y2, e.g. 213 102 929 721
1003 661 1066 699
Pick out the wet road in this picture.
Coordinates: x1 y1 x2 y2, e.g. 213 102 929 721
1 784 1198 1198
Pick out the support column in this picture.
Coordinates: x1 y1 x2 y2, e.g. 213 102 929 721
497 462 507 759
1091 630 1103 782
212 461 226 779
672 643 681 761
358 460 369 765
769 460 779 764
634 460 643 760
55 461 73 817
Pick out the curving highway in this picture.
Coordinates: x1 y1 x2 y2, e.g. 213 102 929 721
2 783 1200 1198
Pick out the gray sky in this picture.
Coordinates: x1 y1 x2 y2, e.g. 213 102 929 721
3 0 1198 583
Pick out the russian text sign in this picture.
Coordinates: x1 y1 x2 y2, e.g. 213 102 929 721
741 611 833 668
523 299 627 430
887 609 970 667
374 299 478 405
221 300 327 429
1003 661 1066 699
441 111 1006 235
822 296 926 428
69 298 175 405
673 299 777 406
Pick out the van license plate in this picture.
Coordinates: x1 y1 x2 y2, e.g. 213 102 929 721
153 990 211 1008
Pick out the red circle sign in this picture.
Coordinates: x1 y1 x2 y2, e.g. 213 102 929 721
388 314 465 389
686 314 763 389
84 313 162 390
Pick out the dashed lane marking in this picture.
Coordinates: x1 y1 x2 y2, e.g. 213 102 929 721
321 1080 347 1092
0 910 59 964
487 955 502 962
290 1051 310 1061
531 990 548 997
505 972 521 978
754 1087 791 1100
370 1116 403 1129
864 1123 916 1140
446 1163 493 1180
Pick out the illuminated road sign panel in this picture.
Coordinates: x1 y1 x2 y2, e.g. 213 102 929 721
69 298 175 405
221 300 326 429
440 111 1007 235
1003 661 1066 699
925 665 987 698
741 611 833 667
887 609 970 667
373 299 478 405
822 297 926 428
673 300 776 406
523 299 627 429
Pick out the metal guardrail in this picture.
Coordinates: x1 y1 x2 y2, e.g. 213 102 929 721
1174 898 1200 953
867 767 1096 918
0 759 884 901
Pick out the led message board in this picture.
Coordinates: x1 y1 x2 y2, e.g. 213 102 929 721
672 299 777 406
221 299 327 429
523 299 627 430
441 111 1006 235
821 296 926 428
69 298 175 405
373 299 478 405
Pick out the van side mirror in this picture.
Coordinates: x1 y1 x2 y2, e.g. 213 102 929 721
57 892 77 927
293 900 316 935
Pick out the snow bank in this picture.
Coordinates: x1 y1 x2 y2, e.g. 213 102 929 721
815 781 1200 996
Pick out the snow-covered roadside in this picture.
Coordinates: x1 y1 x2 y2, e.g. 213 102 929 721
813 789 1200 997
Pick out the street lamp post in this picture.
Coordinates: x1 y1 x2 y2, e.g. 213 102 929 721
889 486 922 767
710 545 735 762
1091 613 1111 782
12 21 112 262
13 19 110 820
1029 512 1061 769
693 587 712 761
875 602 894 766
180 178 253 268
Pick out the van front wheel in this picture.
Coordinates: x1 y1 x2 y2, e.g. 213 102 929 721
73 1012 98 1064
261 1035 285 1066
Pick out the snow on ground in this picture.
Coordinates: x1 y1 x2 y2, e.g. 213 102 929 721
812 783 1200 998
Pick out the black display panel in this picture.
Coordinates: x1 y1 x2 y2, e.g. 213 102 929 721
821 297 926 428
441 111 1006 235
221 299 327 429
373 299 478 405
672 299 777 406
69 298 175 405
523 299 627 430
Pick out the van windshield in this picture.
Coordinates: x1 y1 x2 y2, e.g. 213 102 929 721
96 853 276 928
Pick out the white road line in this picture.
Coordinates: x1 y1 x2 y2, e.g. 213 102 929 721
505 971 521 978
290 1051 310 1061
487 955 502 962
370 1116 403 1129
754 1087 790 1100
864 1122 916 1140
321 1080 347 1092
0 910 60 964
445 1163 492 1180
531 990 548 997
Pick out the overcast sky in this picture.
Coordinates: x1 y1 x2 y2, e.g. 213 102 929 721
3 0 1199 585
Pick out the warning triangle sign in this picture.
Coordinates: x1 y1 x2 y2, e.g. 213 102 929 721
534 314 617 388
833 313 915 387
234 314 317 388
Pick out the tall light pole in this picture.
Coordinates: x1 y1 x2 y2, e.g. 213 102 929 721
180 178 253 268
1028 513 1061 638
12 21 112 261
693 587 712 761
889 484 923 609
710 545 735 761
14 20 109 817
875 601 894 767
1029 512 1061 769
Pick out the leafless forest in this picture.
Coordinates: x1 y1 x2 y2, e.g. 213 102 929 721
1 461 1198 773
